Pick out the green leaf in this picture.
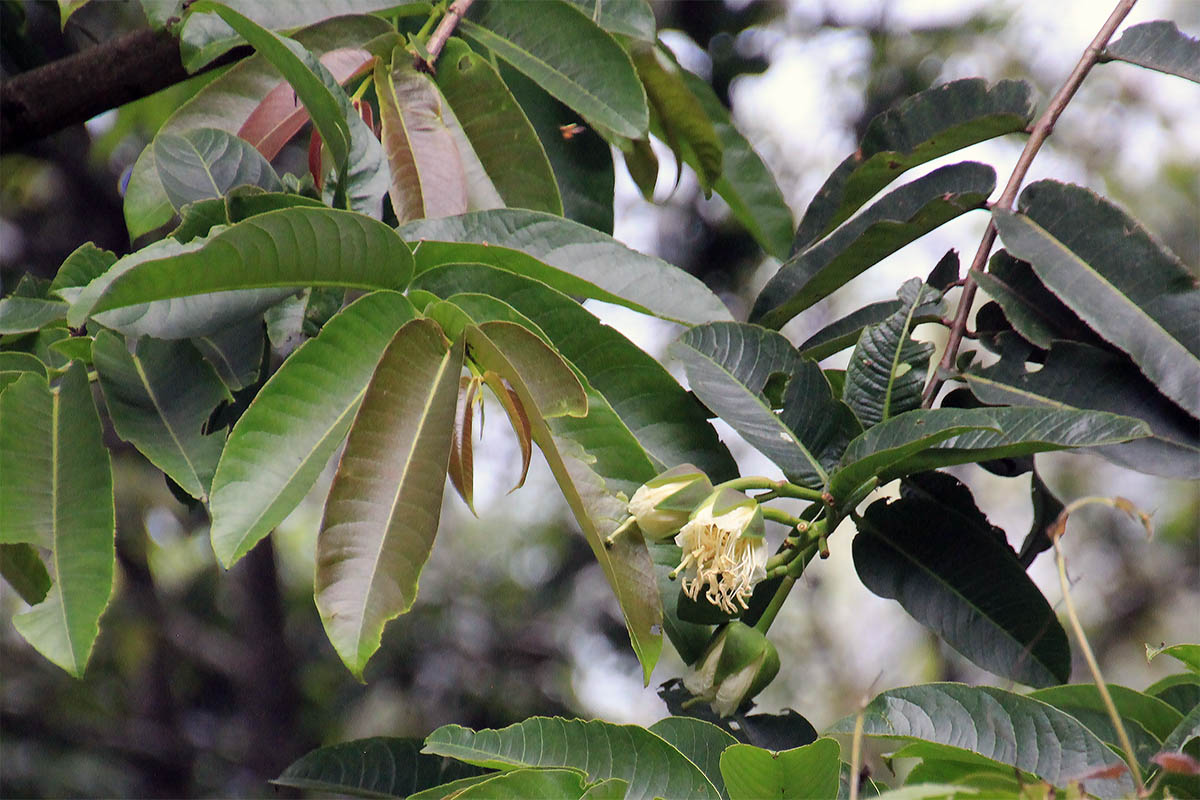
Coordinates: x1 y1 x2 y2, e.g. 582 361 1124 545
423 717 721 800
153 128 281 212
210 291 417 567
315 319 462 679
0 351 48 392
1148 643 1200 676
500 62 615 233
409 264 738 481
461 0 648 139
679 69 793 260
798 301 902 361
49 243 116 299
648 717 738 799
171 197 231 244
964 339 1200 480
192 317 263 391
472 321 586 418
1030 684 1183 742
562 0 655 41
1104 20 1200 83
375 54 469 223
670 322 861 488
1147 674 1200 716
464 324 663 683
827 684 1137 799
843 279 943 427
632 43 722 192
436 38 562 215
993 180 1200 418
71 208 414 327
755 162 996 329
971 250 1098 350
456 769 594 799
833 406 1149 494
719 738 841 800
400 209 731 325
225 190 326 222
1162 704 1200 753
1017 468 1063 568
273 736 487 799
794 79 1034 250
57 0 91 28
92 332 229 502
0 365 114 677
178 0 402 71
853 475 1070 687
0 297 68 334
871 784 981 800
0 544 51 606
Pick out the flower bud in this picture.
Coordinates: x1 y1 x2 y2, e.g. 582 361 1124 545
672 488 767 613
626 464 714 540
683 622 780 717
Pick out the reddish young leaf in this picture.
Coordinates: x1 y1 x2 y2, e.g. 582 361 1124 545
448 375 480 514
482 371 532 493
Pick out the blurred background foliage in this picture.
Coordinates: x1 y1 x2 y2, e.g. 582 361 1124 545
1 0 1197 797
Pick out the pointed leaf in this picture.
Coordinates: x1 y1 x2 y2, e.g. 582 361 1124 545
719 738 841 800
755 162 995 328
475 321 586 419
92 331 229 502
671 322 861 488
1018 468 1064 568
965 329 1200 481
423 717 721 800
210 291 417 566
1104 20 1200 83
274 736 488 799
465 324 663 683
376 54 469 223
316 320 462 678
0 297 68 334
563 0 655 41
843 279 943 427
800 301 916 365
0 365 114 677
412 263 738 481
436 38 562 215
192 317 264 391
853 483 1070 687
1 544 51 606
633 43 722 192
483 372 533 492
1148 643 1200 676
827 684 1137 798
648 717 738 800
72 207 413 327
795 79 1034 250
994 180 1200 417
403 209 729 324
461 0 648 139
449 377 479 514
153 127 281 212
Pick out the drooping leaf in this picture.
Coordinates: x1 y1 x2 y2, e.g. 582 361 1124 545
191 317 264 391
1017 468 1064 568
153 127 282 212
460 0 649 139
0 544 51 606
679 69 793 260
70 207 414 329
827 684 1138 799
648 716 738 800
794 79 1034 250
925 249 960 292
632 43 722 193
472 322 586 419
965 339 1200 480
92 331 230 502
993 180 1200 417
375 53 469 223
1104 20 1200 83
464 323 663 683
0 297 68 334
423 717 721 800
436 38 562 215
393 264 740 481
971 250 1098 350
719 738 841 800
0 365 114 677
853 479 1070 687
670 322 861 488
798 300 902 361
273 736 488 799
754 162 996 329
830 406 1149 498
400 208 731 325
843 279 943 427
448 377 479 514
499 62 615 233
316 319 463 679
562 0 655 41
209 291 417 567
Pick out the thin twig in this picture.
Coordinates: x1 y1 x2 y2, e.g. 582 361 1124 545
922 0 1138 407
426 0 476 63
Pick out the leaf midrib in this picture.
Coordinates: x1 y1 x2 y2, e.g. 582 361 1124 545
131 350 206 501
49 378 77 671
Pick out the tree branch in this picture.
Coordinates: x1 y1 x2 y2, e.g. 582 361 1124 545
426 0 476 62
1 27 245 149
922 0 1138 407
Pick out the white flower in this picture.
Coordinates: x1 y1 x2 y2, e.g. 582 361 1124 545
673 489 768 614
624 464 713 541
